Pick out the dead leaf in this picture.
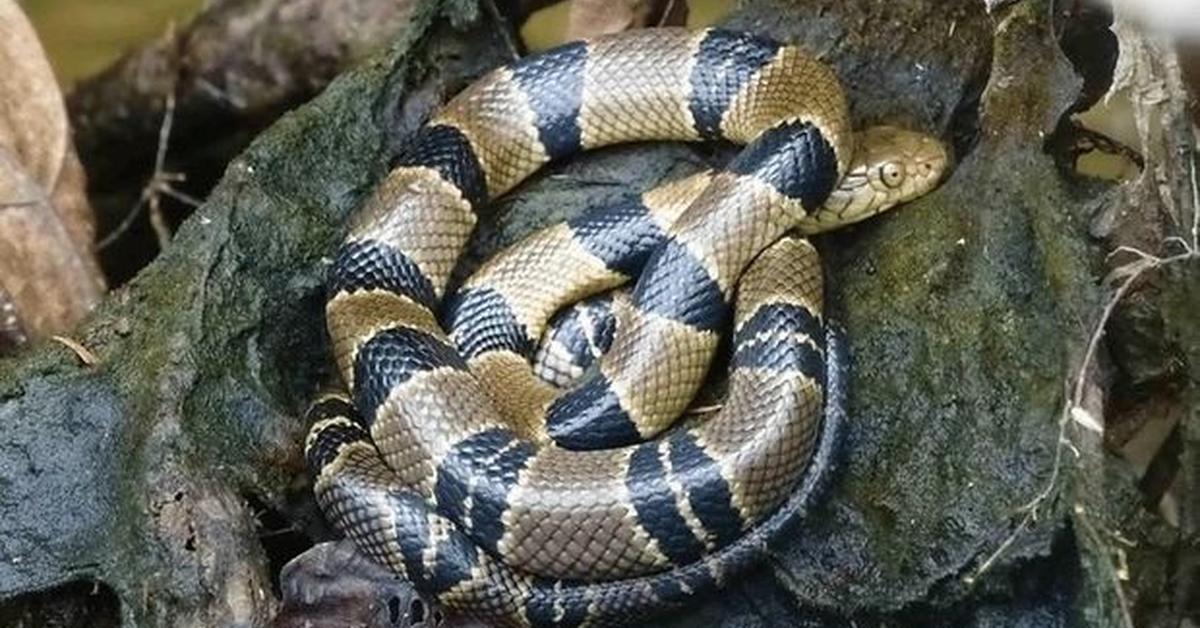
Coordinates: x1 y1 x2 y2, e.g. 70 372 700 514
0 0 68 191
1103 3 1187 164
564 0 674 41
50 334 99 367
0 0 105 347
1102 2 1198 249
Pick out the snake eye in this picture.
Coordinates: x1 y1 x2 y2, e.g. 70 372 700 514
880 162 904 188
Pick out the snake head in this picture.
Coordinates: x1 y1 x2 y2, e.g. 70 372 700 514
798 125 949 233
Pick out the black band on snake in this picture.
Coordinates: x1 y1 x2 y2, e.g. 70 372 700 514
305 27 948 627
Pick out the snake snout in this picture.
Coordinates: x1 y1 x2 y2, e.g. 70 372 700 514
914 134 950 173
906 134 951 194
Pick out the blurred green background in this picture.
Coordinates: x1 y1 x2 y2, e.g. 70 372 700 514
22 0 203 84
20 0 1141 182
21 0 732 85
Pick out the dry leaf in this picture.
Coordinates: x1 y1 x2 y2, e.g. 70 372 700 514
1101 2 1195 235
1103 3 1187 159
50 334 99 366
565 0 669 41
1070 405 1104 434
0 0 105 347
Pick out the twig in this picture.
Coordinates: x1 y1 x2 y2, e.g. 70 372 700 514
97 194 146 250
257 524 302 539
482 0 521 60
962 514 1030 585
146 90 178 248
96 22 201 254
1190 153 1199 253
97 90 200 251
160 187 203 207
657 0 679 25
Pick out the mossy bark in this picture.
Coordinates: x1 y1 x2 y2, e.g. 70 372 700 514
1 2 494 625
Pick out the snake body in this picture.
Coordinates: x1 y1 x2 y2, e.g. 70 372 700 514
306 27 946 627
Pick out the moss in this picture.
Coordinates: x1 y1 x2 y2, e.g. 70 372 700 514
0 1 495 624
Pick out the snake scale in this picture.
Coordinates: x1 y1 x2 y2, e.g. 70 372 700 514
305 27 947 627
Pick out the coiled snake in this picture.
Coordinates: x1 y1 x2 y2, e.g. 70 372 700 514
305 27 947 627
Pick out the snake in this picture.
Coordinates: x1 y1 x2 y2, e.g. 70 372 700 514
305 27 947 628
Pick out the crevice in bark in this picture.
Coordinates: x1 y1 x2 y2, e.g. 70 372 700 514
1044 0 1136 181
0 579 121 628
1054 0 1118 112
948 47 991 162
246 492 315 597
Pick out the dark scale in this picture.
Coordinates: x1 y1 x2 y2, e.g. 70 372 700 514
733 302 823 348
666 431 744 548
443 287 535 359
352 327 468 422
510 41 587 160
525 579 590 628
303 416 368 471
548 310 595 366
391 125 488 208
649 563 717 605
544 372 642 449
433 429 516 528
541 294 618 377
631 239 728 332
329 240 438 309
731 302 827 380
566 196 668 276
382 492 436 590
468 440 537 553
688 30 782 139
433 428 536 555
306 396 359 425
427 524 481 593
727 120 839 210
584 297 617 355
624 441 707 565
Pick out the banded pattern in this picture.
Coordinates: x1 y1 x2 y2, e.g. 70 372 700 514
476 126 946 420
310 238 847 627
444 172 712 439
330 27 852 452
307 26 947 628
534 292 620 389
